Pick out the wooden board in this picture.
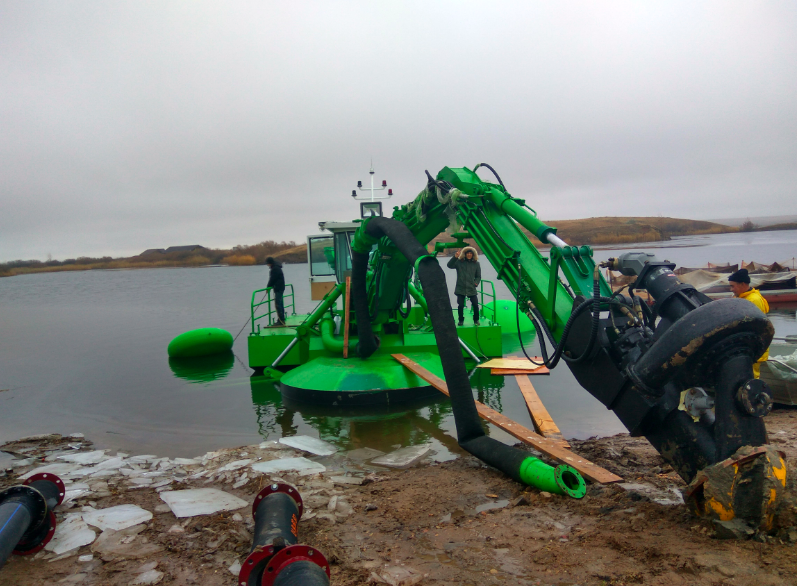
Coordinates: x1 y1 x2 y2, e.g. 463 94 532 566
491 367 549 375
343 276 351 359
392 354 622 484
515 375 568 447
478 357 547 370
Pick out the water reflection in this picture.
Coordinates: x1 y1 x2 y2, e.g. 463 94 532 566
168 352 235 383
249 374 458 453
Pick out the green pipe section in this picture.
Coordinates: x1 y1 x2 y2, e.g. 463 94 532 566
519 457 586 498
319 318 344 353
407 282 428 314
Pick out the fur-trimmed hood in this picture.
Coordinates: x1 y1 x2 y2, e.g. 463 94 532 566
460 246 478 262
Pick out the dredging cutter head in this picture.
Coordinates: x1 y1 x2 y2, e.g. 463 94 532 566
684 445 788 535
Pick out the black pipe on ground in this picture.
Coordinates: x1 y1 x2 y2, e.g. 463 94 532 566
0 473 65 569
238 483 330 586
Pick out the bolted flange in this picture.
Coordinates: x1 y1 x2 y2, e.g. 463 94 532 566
736 379 773 417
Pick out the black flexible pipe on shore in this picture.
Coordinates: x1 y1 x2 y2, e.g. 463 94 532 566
239 483 330 586
351 217 555 483
0 473 64 569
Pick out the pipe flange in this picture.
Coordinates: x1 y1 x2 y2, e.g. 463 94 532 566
0 484 48 538
24 472 66 506
13 510 57 555
252 483 303 519
261 544 331 586
238 544 276 586
736 379 773 417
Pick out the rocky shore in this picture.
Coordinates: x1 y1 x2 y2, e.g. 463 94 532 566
2 409 797 586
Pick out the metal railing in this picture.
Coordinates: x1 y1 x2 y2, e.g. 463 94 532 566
251 284 295 333
479 280 497 323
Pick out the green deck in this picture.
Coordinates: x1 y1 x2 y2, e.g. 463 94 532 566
247 310 502 370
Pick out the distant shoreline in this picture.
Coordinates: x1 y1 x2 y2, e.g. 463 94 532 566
5 219 794 279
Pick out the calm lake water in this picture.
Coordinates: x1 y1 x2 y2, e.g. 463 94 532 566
2 230 795 458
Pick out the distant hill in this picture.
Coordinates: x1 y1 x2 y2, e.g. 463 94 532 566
0 216 743 278
0 240 305 278
430 216 735 252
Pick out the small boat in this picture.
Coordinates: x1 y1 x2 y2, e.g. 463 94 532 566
761 336 797 405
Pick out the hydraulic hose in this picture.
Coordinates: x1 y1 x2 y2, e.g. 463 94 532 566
351 217 586 498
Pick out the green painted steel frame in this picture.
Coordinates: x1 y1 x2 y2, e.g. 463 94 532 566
251 284 296 332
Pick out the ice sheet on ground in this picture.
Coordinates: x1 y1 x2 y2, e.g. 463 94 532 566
173 458 199 466
217 459 253 472
91 456 127 472
45 513 96 555
57 450 108 465
329 475 364 485
371 445 431 468
62 483 91 504
279 435 337 456
91 525 162 558
0 451 17 469
82 504 153 531
19 463 80 480
251 457 326 476
131 570 164 584
159 488 248 518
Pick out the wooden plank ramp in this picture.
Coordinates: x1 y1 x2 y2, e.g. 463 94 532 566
343 276 351 359
515 375 569 448
392 353 622 484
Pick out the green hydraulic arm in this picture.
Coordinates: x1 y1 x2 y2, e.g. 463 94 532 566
360 165 612 338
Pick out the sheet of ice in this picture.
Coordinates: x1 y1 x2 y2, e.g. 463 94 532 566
173 458 200 466
251 457 326 476
82 504 153 531
279 435 337 456
371 445 431 468
159 488 248 518
62 483 91 504
57 450 108 465
45 513 96 555
91 456 127 472
0 451 18 469
19 463 80 480
127 455 158 463
131 570 164 584
344 447 386 461
217 459 253 472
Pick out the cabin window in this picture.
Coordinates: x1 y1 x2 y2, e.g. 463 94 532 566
308 236 335 276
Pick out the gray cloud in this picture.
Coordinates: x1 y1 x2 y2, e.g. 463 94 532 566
2 1 796 261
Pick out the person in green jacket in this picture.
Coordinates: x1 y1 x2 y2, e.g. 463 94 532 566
447 246 482 326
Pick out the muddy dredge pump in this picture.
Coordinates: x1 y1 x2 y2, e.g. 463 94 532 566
347 164 784 527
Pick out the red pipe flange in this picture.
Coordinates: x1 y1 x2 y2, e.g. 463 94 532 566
261 544 331 586
24 472 66 506
251 483 303 519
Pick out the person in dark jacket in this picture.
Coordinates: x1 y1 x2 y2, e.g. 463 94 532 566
447 246 482 326
265 256 286 325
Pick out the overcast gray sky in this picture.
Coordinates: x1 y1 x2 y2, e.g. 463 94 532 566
1 1 795 261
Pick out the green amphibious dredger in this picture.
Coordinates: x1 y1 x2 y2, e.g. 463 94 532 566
247 164 787 524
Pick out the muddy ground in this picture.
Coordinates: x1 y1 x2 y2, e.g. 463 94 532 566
2 409 797 586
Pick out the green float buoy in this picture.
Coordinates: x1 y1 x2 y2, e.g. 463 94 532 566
168 327 233 358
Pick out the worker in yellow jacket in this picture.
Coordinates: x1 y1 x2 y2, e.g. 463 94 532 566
728 268 770 378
